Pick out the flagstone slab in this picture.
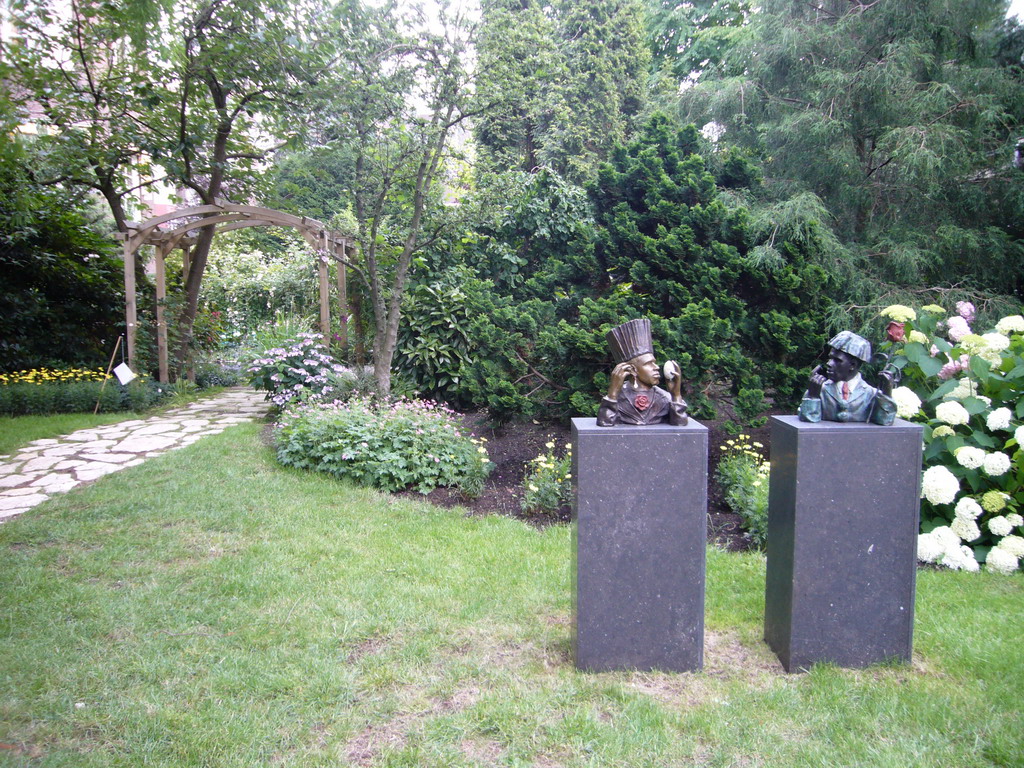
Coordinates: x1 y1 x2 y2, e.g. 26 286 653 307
31 475 80 493
75 440 117 450
75 463 123 482
79 452 137 464
23 456 65 472
42 445 82 457
133 423 182 435
0 474 38 489
27 439 61 447
54 460 87 470
116 435 179 453
0 493 47 511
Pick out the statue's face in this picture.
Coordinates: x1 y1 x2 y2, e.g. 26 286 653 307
826 348 860 383
632 354 660 388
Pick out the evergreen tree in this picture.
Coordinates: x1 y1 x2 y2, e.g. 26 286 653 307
475 0 650 182
677 0 1024 310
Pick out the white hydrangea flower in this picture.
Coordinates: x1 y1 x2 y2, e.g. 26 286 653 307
986 407 1012 431
1016 425 1024 446
997 535 1024 557
908 330 929 345
981 332 1010 352
935 400 969 426
985 547 1019 575
982 451 1011 477
917 531 945 563
994 314 1024 335
954 446 986 470
988 516 1014 537
951 516 981 542
946 544 981 572
882 304 917 322
892 386 922 419
921 465 960 505
978 347 1003 367
932 425 955 438
954 497 983 521
919 526 980 571
1007 513 1023 528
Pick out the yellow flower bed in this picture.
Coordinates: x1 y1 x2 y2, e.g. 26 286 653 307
0 368 109 386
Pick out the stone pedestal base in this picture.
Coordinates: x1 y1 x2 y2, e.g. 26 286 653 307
572 418 707 672
764 416 923 673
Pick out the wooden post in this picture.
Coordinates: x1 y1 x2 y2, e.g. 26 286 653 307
336 237 349 352
155 240 169 383
123 235 137 370
318 232 331 340
182 244 191 283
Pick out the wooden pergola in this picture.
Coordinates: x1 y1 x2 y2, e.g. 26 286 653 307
116 204 352 383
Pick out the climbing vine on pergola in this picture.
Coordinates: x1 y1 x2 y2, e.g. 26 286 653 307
116 204 353 382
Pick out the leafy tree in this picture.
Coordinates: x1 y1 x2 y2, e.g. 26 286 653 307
677 0 1024 314
0 106 123 371
316 0 480 396
7 0 336 375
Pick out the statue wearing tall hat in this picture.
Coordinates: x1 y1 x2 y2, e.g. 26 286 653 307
798 330 896 425
597 318 688 427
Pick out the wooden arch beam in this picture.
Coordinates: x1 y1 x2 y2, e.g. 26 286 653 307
119 203 350 380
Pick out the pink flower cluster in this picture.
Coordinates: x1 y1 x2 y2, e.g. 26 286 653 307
938 354 972 380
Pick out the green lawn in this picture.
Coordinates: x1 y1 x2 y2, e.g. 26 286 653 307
0 423 1020 767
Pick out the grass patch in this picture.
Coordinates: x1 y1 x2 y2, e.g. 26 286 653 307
0 423 1021 767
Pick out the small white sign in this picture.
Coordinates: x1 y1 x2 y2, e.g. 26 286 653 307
113 363 137 385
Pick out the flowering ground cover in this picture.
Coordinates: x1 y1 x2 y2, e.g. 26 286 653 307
0 423 1020 766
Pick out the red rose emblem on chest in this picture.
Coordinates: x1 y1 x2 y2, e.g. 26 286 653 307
634 394 650 411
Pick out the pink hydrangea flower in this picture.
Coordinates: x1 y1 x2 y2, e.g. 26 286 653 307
956 301 976 323
947 315 970 342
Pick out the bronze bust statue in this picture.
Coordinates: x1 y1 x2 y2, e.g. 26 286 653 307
597 318 688 427
798 330 896 425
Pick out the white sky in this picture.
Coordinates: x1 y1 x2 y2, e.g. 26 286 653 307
1010 0 1024 18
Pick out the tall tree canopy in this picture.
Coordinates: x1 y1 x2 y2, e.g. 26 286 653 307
474 0 650 182
677 0 1024 314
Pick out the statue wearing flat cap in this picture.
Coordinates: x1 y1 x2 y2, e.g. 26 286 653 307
597 318 688 427
798 331 896 425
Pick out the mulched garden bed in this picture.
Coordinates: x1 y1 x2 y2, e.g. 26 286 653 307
403 410 778 553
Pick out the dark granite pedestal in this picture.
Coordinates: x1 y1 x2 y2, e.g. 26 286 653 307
571 417 708 672
764 415 923 673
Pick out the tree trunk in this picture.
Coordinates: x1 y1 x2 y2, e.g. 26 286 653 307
171 221 216 377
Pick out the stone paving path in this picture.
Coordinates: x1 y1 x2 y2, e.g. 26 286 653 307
0 388 271 523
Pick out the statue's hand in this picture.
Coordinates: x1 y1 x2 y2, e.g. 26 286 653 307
807 365 826 398
664 359 683 401
607 362 634 399
877 370 894 397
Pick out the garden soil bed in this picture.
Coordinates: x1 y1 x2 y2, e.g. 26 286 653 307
400 411 779 553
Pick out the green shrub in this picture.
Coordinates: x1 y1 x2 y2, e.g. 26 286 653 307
0 379 163 415
275 397 493 496
520 440 572 515
195 361 242 389
714 434 770 547
246 332 355 408
878 303 1024 573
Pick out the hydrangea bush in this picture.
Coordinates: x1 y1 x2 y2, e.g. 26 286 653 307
878 303 1024 573
246 332 356 408
714 434 771 547
520 440 572 516
275 396 493 496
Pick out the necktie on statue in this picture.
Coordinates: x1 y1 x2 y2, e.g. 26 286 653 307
842 381 850 400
